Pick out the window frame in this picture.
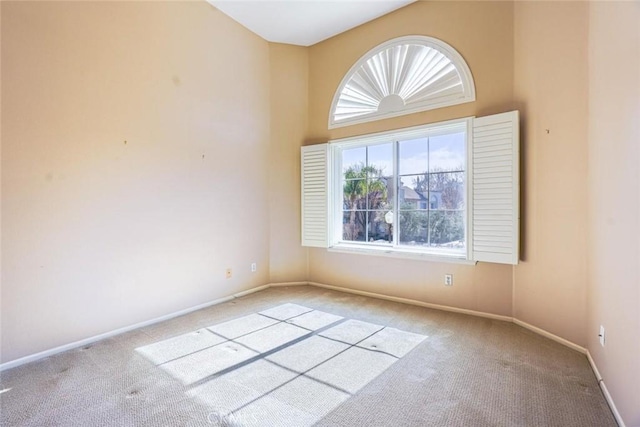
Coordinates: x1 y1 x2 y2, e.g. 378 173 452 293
329 117 474 263
328 36 476 129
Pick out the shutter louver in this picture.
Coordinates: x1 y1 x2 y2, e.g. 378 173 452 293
301 144 330 248
329 36 476 129
472 111 519 265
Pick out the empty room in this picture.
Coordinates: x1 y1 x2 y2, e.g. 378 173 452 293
1 1 638 426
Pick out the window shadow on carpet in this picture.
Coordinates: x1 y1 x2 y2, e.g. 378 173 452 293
136 303 427 426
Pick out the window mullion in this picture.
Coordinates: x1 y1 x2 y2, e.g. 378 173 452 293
426 136 431 247
365 147 369 242
393 140 399 247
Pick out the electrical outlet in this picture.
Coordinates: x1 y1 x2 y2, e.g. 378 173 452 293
444 274 453 286
251 262 257 272
225 268 232 279
599 325 605 347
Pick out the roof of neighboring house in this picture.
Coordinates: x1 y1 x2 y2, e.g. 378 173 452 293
401 187 427 201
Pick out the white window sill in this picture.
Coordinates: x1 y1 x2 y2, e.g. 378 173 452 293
327 243 477 265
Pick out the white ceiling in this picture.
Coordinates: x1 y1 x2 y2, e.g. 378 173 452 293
207 0 416 47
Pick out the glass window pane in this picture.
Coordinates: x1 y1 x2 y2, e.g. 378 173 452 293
398 174 428 210
366 211 392 243
343 211 366 242
343 179 366 210
428 210 465 249
429 132 465 173
399 137 428 175
369 210 393 243
367 143 393 177
342 147 366 173
383 176 394 210
428 172 465 210
399 210 428 246
367 177 393 210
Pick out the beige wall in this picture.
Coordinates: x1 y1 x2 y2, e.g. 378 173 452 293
513 2 589 346
306 1 515 316
1 1 272 363
268 44 309 282
587 2 640 425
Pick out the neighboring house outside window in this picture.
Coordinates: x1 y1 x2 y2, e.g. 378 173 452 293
430 194 438 210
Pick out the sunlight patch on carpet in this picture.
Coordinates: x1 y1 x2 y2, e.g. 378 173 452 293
136 303 427 426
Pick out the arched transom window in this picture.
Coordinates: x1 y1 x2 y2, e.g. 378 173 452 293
329 36 476 129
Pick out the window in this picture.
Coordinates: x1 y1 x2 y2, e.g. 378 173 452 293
336 119 468 258
430 195 438 210
301 111 520 265
329 36 476 129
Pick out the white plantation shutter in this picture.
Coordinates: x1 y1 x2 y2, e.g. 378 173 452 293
329 36 476 129
301 144 330 248
472 111 519 265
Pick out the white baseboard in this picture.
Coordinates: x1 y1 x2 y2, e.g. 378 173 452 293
512 318 587 354
232 284 270 298
1 279 510 371
587 351 626 427
307 281 513 322
0 279 627 427
305 281 625 425
268 281 309 287
0 285 270 372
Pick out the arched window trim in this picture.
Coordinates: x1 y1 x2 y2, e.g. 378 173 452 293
329 35 476 129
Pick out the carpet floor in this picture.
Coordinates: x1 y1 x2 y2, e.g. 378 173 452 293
0 285 617 426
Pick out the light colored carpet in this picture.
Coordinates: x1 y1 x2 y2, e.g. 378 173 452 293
0 286 617 426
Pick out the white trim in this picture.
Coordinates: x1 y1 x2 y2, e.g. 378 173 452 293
465 117 474 262
512 318 587 354
231 284 270 298
327 244 475 265
330 143 343 245
329 116 470 146
0 280 505 371
587 351 626 427
0 278 628 427
329 35 476 129
308 281 511 322
268 281 309 287
3 281 589 370
304 282 623 424
0 285 267 372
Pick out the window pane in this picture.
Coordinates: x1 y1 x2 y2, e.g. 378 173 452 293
342 147 366 173
367 177 393 210
342 211 366 242
428 172 465 210
429 132 465 173
368 211 392 243
428 210 465 249
343 210 392 244
343 179 366 210
398 175 428 210
399 210 428 245
399 137 428 175
367 143 393 176
383 176 394 209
